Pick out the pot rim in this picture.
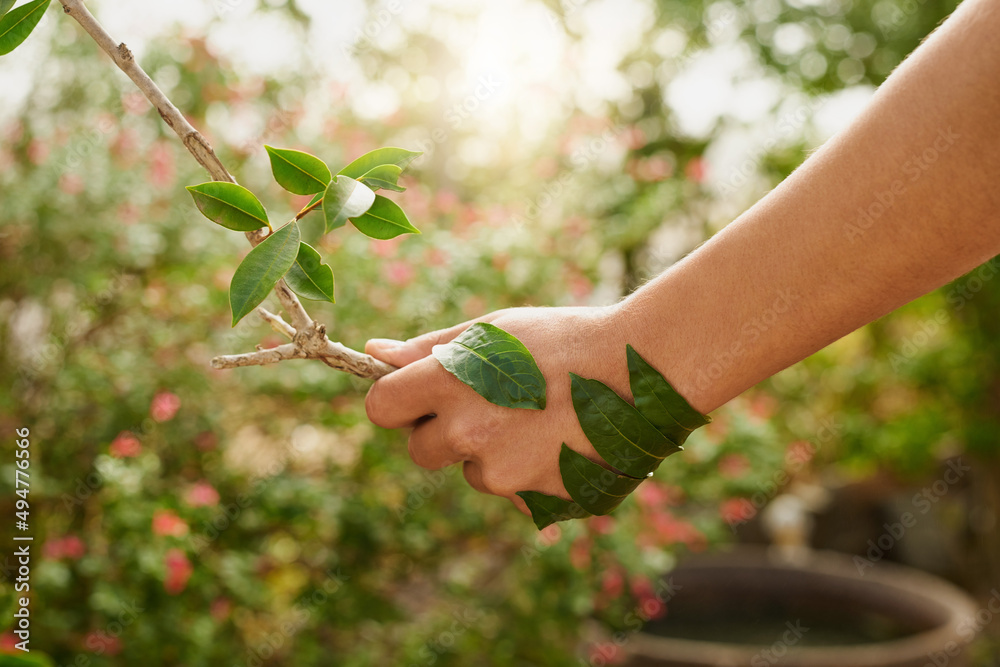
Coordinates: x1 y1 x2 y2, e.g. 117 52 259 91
628 546 979 666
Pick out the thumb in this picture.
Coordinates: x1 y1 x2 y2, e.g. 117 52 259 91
365 317 484 368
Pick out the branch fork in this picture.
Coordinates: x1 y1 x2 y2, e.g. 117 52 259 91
59 0 394 380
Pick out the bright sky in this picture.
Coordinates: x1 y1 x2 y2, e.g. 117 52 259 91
0 0 874 195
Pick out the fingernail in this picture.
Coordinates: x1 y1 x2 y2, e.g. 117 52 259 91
368 338 403 351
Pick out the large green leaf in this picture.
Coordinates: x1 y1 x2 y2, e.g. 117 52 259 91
186 182 269 232
569 373 680 478
265 146 331 195
0 0 17 19
627 344 710 439
338 147 421 179
559 444 644 515
433 322 547 410
516 490 589 531
284 242 335 303
323 176 375 233
0 0 50 56
350 195 420 240
360 164 405 192
229 222 300 326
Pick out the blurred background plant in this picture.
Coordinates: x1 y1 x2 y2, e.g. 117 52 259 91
1 0 998 664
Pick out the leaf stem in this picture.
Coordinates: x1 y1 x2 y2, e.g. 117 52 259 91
295 197 324 221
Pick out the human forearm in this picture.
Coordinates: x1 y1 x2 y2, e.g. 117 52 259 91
616 0 1000 414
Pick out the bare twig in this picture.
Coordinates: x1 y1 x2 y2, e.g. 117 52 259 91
258 308 296 340
59 0 394 380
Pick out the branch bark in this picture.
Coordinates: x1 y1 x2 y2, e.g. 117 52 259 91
58 0 394 380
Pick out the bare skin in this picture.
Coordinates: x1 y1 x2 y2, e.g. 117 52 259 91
364 0 1000 515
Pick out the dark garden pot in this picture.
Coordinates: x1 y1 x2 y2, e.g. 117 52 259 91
625 547 979 667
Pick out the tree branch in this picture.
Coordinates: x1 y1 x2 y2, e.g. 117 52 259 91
59 0 394 380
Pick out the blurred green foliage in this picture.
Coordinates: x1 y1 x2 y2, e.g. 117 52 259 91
0 0 997 664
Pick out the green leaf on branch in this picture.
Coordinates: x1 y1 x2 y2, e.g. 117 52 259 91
265 146 332 195
558 444 644 515
360 164 405 192
627 345 709 441
284 242 335 303
349 195 420 240
0 0 50 56
433 322 547 410
0 0 17 19
186 182 269 232
516 490 589 531
229 221 300 327
323 176 375 233
569 373 680 478
338 147 421 179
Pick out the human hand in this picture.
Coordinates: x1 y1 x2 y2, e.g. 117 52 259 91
364 305 633 514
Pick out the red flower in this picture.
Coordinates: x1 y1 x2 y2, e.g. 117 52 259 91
685 157 707 183
601 569 625 599
150 391 181 422
164 548 193 595
45 535 86 560
184 481 220 508
109 432 141 458
720 498 757 526
152 509 189 537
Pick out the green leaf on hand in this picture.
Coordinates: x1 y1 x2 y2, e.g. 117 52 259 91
265 146 332 195
559 444 644 515
569 373 680 478
350 195 420 240
338 147 421 179
0 0 17 19
433 322 547 410
360 164 405 192
186 182 269 232
229 221 300 327
516 490 590 531
284 242 335 303
323 175 375 233
0 0 50 56
627 345 710 441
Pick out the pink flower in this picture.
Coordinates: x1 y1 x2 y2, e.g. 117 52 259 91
636 483 673 510
720 498 757 527
210 597 231 621
786 440 816 466
148 141 175 189
718 453 751 479
685 156 707 183
152 509 188 537
59 173 85 195
45 535 86 560
109 432 142 458
588 515 616 535
1 632 18 651
164 548 193 595
601 569 624 599
570 537 592 571
185 481 220 508
194 431 218 451
150 391 181 422
384 260 416 287
538 523 562 547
